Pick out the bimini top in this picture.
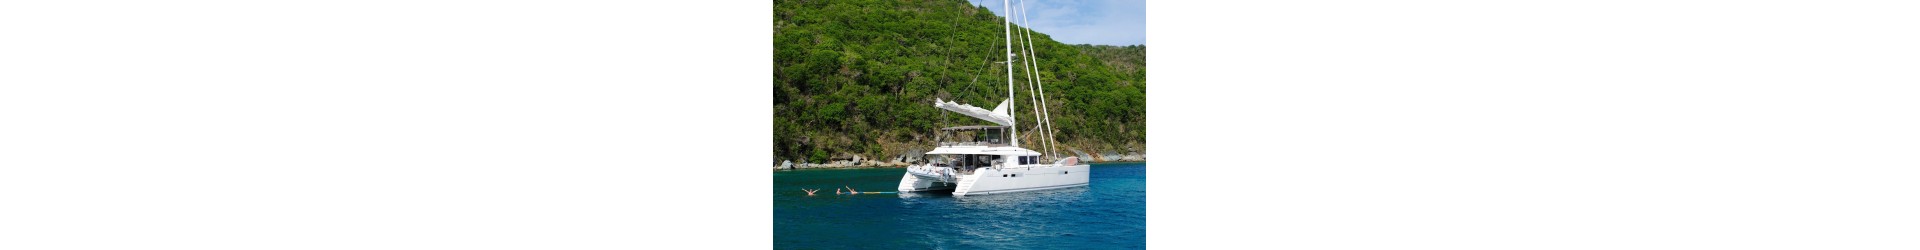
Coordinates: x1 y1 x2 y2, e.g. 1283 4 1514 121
934 98 1013 126
941 125 1009 131
925 145 1041 156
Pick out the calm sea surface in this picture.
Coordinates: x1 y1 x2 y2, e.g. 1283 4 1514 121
774 162 1146 249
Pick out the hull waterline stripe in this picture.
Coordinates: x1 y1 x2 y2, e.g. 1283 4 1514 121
961 182 1089 195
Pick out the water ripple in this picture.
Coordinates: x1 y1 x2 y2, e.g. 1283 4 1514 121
775 163 1146 249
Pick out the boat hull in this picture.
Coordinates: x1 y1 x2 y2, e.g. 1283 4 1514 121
898 170 957 192
952 164 1090 196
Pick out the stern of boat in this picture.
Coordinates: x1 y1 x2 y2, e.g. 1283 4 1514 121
898 164 957 192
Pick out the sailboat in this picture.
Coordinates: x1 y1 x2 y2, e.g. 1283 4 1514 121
897 0 1087 196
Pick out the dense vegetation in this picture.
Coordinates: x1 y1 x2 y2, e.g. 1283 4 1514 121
774 0 1145 164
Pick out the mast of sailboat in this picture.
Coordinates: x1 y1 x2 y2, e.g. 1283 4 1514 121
1001 0 1018 149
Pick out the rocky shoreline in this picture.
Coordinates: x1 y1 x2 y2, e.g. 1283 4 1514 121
774 151 1145 170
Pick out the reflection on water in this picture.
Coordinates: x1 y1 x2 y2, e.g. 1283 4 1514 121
775 163 1144 249
894 190 952 199
952 186 1089 208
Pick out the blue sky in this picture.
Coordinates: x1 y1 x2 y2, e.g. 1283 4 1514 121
967 0 1145 46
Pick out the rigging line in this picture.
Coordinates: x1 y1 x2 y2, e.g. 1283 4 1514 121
1013 0 1046 158
961 44 996 104
1006 3 1036 155
951 39 1000 143
1011 3 1045 158
1017 0 1061 159
944 21 1005 144
1001 0 1018 149
1031 9 1063 161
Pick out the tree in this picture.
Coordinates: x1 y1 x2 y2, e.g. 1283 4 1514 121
774 0 1145 163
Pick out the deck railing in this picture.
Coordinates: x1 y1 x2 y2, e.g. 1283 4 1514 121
938 141 1009 147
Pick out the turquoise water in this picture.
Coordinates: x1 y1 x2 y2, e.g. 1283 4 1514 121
774 162 1146 249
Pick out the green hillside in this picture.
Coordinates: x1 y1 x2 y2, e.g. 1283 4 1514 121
774 0 1145 164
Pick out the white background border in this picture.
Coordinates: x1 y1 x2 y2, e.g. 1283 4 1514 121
1154 0 1919 248
5 0 1919 249
4 0 772 248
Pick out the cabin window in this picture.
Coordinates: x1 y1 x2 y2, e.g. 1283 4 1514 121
975 155 999 167
1014 156 1036 165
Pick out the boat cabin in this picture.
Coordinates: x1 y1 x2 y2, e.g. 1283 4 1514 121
937 125 1010 147
921 125 1047 175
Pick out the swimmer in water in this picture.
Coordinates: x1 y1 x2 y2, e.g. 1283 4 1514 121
844 185 859 194
801 188 819 196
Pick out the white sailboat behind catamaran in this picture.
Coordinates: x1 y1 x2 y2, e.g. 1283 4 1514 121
898 0 1088 196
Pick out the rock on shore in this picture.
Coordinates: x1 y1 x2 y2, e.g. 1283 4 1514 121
776 156 913 170
774 150 1144 170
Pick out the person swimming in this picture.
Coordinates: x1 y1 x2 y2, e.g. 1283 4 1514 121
844 185 861 194
801 188 819 196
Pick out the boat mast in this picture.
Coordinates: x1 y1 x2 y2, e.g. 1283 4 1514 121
1002 0 1018 149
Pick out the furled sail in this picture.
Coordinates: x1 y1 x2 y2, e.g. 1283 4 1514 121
934 98 1013 126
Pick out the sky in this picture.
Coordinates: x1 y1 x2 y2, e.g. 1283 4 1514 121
967 0 1145 46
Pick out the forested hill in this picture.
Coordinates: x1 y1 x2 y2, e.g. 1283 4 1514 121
774 0 1146 165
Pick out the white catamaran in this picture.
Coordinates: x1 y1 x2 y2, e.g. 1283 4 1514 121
898 0 1088 196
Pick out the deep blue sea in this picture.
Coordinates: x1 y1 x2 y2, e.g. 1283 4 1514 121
774 162 1146 249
